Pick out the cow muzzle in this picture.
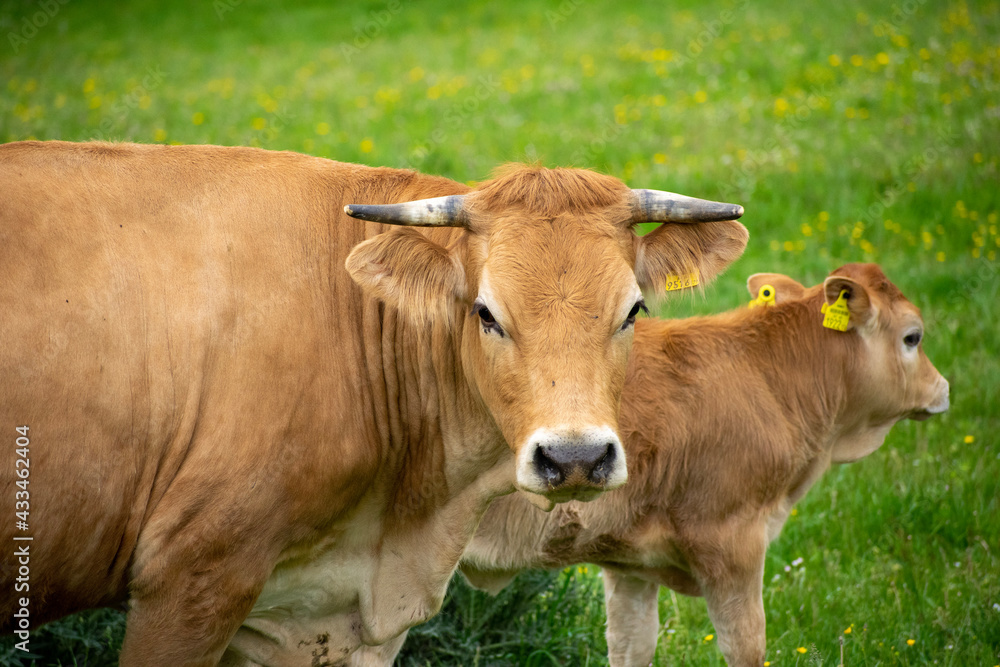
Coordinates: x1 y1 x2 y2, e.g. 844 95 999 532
911 375 950 421
515 426 627 502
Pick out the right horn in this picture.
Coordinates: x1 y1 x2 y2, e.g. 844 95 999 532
630 189 744 223
343 195 469 227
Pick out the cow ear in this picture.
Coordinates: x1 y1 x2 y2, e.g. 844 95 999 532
634 220 748 294
346 228 466 328
747 273 806 303
822 275 874 330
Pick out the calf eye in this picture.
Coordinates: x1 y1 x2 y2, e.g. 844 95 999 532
475 304 504 337
621 300 649 331
903 331 922 347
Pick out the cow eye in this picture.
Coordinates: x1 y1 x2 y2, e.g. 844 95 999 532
903 330 922 348
474 303 504 337
621 300 648 331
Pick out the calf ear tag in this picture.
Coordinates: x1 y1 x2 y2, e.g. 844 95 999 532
821 289 850 331
664 270 699 292
749 284 776 308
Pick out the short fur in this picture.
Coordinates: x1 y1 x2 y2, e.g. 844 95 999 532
358 264 949 667
0 142 747 666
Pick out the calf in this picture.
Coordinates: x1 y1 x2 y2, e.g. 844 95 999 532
365 263 949 667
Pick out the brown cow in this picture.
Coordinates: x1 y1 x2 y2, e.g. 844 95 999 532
361 264 949 667
0 141 746 665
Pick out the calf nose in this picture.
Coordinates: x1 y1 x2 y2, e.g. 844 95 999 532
533 441 617 488
929 377 950 414
517 426 628 500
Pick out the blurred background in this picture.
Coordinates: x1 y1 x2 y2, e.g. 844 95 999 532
1 0 997 664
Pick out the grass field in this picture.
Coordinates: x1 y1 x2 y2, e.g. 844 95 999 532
1 0 998 664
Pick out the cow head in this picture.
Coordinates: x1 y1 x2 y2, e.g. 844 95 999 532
346 165 747 501
748 264 950 462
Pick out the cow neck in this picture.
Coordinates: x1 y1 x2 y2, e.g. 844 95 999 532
613 302 854 520
357 226 515 643
366 228 504 525
743 295 853 455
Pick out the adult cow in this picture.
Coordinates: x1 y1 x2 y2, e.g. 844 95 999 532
0 141 747 665
359 264 950 667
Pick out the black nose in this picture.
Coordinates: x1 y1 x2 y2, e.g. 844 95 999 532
532 442 617 489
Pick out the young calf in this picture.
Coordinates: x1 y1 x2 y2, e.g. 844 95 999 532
379 263 948 667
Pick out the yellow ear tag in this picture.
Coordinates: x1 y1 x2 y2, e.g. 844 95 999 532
749 284 776 308
664 270 699 292
821 289 851 331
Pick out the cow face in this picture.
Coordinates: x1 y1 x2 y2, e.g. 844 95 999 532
751 265 950 463
346 165 747 502
821 264 950 426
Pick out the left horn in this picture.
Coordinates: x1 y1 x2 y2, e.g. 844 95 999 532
630 189 744 223
343 195 469 227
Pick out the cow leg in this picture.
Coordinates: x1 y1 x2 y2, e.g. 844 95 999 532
117 494 279 666
696 535 767 667
602 569 659 667
118 570 267 667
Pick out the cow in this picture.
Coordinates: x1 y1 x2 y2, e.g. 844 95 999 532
0 140 747 665
358 263 950 667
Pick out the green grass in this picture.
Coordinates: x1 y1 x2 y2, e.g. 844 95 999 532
1 0 998 664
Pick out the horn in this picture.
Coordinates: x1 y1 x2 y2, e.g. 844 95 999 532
343 195 468 227
630 189 744 223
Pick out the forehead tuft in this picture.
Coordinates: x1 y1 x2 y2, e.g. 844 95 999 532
467 164 631 221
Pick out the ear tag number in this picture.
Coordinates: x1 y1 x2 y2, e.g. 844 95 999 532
749 284 776 308
821 289 850 331
664 270 699 292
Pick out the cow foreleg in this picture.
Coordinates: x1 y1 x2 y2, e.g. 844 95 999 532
602 569 660 667
696 536 767 667
119 572 267 667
